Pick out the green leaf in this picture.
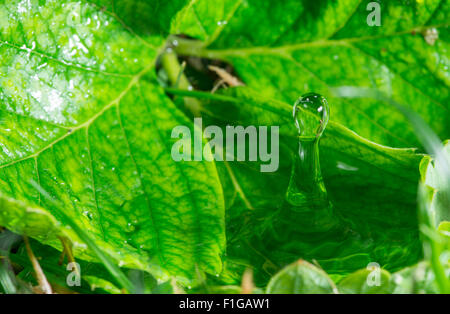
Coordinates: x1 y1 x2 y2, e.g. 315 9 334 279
420 140 450 226
0 0 225 285
337 268 392 294
266 260 337 294
83 276 122 294
90 0 189 37
167 87 423 285
390 261 450 294
174 0 450 149
418 140 450 292
438 221 450 236
7 238 118 294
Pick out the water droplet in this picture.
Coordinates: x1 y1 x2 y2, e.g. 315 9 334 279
126 222 135 232
293 92 329 140
83 210 93 219
264 93 340 241
424 28 438 45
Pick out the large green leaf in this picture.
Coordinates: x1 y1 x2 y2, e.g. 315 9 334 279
0 0 225 284
174 0 449 149
167 87 424 285
90 0 189 37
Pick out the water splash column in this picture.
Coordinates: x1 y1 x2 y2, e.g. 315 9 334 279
268 93 341 240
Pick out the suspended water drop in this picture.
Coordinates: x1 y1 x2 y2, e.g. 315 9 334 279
287 93 331 211
293 92 329 140
265 93 340 241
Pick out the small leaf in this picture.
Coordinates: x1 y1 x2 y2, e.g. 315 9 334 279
266 260 337 294
338 268 392 294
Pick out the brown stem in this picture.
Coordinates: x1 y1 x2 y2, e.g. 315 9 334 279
23 236 52 294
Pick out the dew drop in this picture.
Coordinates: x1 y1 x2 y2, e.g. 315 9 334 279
126 222 136 232
424 28 438 45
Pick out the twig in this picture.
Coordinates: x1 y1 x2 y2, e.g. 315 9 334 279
58 236 79 276
241 268 254 294
58 248 66 265
23 236 52 294
208 65 244 87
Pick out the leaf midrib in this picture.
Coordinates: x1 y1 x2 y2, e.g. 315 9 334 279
0 62 154 169
176 23 448 59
